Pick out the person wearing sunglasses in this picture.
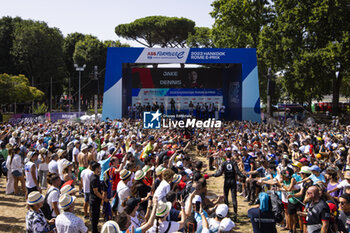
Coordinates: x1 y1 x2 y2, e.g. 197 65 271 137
338 193 350 232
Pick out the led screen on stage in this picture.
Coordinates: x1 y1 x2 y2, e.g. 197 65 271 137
131 68 225 113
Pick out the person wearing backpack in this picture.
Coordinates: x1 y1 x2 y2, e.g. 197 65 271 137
45 173 61 219
248 192 277 233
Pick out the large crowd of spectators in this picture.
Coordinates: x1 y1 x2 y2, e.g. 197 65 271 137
1 118 350 233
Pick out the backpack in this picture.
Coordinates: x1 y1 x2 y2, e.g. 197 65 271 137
266 190 284 223
40 189 55 220
1 160 7 175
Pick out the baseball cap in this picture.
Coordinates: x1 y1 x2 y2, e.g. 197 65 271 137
310 165 321 172
216 204 229 218
299 158 308 163
300 166 311 174
192 195 202 204
292 162 302 168
219 218 235 232
176 161 183 168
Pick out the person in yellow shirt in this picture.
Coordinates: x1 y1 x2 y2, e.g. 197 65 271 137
141 136 155 160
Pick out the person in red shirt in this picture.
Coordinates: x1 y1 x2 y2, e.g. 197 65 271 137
177 171 189 191
109 156 126 197
142 165 153 187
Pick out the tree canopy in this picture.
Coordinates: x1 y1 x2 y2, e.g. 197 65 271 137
210 0 350 113
115 16 195 47
0 73 44 104
0 16 130 112
186 27 214 48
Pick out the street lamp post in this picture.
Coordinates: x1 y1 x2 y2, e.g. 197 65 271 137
74 64 86 118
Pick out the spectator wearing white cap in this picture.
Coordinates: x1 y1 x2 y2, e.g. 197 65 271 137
117 169 132 213
26 191 55 233
62 160 74 182
56 149 68 181
35 136 44 151
218 218 235 233
77 144 89 195
146 198 186 233
55 193 88 233
72 140 80 164
207 204 229 233
24 151 41 195
38 148 49 189
101 221 120 233
48 153 58 175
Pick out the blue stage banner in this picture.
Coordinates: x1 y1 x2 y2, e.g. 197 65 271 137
102 48 261 122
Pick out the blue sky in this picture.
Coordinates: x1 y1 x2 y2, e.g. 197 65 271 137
0 0 215 46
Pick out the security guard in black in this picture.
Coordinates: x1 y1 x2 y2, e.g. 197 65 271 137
212 152 245 220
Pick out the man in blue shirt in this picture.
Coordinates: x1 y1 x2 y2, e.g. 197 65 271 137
309 165 326 184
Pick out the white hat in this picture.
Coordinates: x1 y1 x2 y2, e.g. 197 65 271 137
120 169 132 180
60 185 76 195
156 201 172 217
134 170 146 181
216 204 229 218
57 149 65 157
155 165 166 176
59 193 76 210
172 174 182 184
27 151 37 160
192 195 202 204
219 218 235 231
39 148 47 154
81 144 88 151
185 168 193 177
176 161 183 168
142 165 151 174
101 221 120 233
27 191 44 205
62 160 73 170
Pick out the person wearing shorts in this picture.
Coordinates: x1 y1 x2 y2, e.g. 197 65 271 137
78 166 86 181
81 161 94 219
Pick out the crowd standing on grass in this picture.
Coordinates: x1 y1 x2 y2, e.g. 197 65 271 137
2 118 350 233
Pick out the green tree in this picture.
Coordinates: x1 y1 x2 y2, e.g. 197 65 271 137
0 17 18 74
115 16 195 47
103 40 130 48
10 19 66 102
0 73 44 104
187 27 214 48
262 0 350 113
210 0 274 103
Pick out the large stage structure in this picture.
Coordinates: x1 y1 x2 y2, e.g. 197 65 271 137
102 48 261 122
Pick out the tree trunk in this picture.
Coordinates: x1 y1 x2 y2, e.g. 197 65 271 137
332 70 343 116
